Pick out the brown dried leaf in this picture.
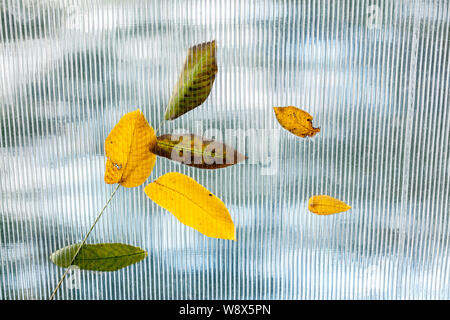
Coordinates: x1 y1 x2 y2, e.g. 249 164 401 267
273 106 320 138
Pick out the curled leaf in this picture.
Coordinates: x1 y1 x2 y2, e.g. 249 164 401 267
273 106 320 138
153 134 247 169
164 41 218 120
308 195 351 215
144 172 235 240
104 109 156 188
50 243 148 272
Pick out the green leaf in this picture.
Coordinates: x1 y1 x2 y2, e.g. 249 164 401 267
50 243 147 272
164 41 218 120
153 134 247 169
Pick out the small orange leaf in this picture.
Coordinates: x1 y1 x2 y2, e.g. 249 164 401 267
144 172 235 240
273 106 320 138
308 195 351 215
104 109 156 188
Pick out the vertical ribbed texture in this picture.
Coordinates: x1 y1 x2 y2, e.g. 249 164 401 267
0 0 449 299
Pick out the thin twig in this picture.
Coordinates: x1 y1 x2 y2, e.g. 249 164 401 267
49 184 121 300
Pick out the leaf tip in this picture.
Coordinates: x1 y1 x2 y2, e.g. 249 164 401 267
164 40 218 120
104 109 156 188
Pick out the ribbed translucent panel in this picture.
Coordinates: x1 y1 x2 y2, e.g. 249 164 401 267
1 0 449 300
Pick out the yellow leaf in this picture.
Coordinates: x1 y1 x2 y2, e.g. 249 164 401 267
144 172 235 240
104 109 156 188
154 134 247 169
308 195 352 215
273 106 320 138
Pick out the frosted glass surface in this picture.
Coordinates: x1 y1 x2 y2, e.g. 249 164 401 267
1 0 449 299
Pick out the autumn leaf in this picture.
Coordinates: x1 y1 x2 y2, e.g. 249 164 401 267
144 172 235 240
153 134 247 169
164 41 218 120
104 109 157 188
273 106 320 138
308 195 351 215
50 243 147 272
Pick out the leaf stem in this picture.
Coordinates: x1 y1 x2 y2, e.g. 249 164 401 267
49 184 120 300
155 120 165 136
